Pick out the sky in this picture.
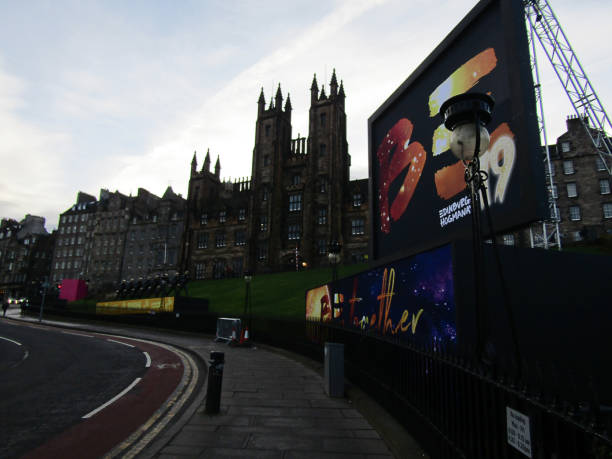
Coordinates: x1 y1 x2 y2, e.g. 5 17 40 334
0 0 610 231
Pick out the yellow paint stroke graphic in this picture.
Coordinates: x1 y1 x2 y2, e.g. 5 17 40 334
428 48 498 117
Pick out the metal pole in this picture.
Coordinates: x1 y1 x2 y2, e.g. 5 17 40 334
39 280 48 323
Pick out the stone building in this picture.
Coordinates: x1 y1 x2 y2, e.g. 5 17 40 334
51 187 186 293
499 115 612 248
0 215 55 299
122 187 186 282
51 191 97 283
181 71 369 278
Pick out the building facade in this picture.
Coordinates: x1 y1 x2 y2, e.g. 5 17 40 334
50 187 186 294
0 215 55 299
498 115 612 248
181 71 370 278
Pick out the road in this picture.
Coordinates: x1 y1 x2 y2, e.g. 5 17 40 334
0 319 188 458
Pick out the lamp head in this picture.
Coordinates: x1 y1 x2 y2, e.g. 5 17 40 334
440 92 495 161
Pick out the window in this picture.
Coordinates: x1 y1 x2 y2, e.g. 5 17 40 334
292 174 301 185
235 230 246 246
600 179 611 195
257 242 268 261
265 125 271 137
569 205 581 221
215 233 226 248
24 238 29 245
551 185 558 199
596 156 607 171
319 177 327 193
288 224 301 240
320 112 326 128
219 211 226 223
563 160 575 175
353 193 362 207
262 187 269 201
289 194 302 212
238 208 246 221
263 155 270 166
604 203 612 219
319 144 326 157
566 182 577 198
197 232 208 249
317 239 327 255
200 213 208 225
571 231 583 242
260 215 268 232
351 218 365 235
195 263 206 280
502 234 515 246
561 141 570 153
317 208 327 225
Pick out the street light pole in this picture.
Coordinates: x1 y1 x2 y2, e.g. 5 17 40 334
440 92 520 371
39 278 49 323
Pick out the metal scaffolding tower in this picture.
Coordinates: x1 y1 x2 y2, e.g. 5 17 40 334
523 0 612 249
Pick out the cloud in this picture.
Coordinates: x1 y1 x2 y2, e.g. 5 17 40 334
0 60 73 228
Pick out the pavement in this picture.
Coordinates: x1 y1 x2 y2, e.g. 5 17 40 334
3 305 428 459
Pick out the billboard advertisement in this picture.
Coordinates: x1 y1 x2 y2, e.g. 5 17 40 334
306 244 456 347
368 0 545 261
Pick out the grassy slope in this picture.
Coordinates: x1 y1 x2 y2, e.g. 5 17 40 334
187 264 368 320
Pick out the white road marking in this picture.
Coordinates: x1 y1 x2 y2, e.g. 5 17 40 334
143 352 151 368
82 377 142 419
107 338 135 348
61 331 94 338
0 336 22 346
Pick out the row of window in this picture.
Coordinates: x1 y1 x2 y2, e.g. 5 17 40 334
58 236 84 246
60 213 89 224
551 203 612 221
60 224 85 235
197 231 247 249
550 157 608 176
552 179 611 198
200 209 246 226
54 260 81 270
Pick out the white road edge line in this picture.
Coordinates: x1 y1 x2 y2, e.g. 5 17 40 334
107 338 135 348
61 331 94 338
143 352 151 368
0 336 22 346
82 377 142 419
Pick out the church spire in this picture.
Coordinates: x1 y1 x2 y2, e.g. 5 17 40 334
203 148 211 172
214 155 221 178
319 85 327 100
284 92 292 111
275 83 283 111
330 68 338 97
258 87 266 115
310 73 318 105
191 150 197 175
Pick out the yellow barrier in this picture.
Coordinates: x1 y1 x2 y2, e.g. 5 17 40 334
96 297 175 315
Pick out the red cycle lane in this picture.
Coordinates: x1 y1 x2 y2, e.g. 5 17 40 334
22 336 185 459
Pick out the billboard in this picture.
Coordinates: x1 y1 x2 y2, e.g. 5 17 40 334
306 244 456 347
368 0 545 261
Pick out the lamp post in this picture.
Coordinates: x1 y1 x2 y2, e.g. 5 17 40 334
440 92 520 371
328 241 342 283
440 92 494 363
243 271 253 336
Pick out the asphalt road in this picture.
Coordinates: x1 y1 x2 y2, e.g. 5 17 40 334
0 319 181 458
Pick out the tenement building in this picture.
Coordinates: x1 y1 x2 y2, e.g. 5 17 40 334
51 187 186 293
0 215 55 299
181 71 369 278
501 115 612 248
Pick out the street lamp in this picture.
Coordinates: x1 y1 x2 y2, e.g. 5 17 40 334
243 271 253 338
440 92 520 370
328 240 342 283
440 92 495 364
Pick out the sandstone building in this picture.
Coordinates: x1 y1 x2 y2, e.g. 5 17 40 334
180 71 370 279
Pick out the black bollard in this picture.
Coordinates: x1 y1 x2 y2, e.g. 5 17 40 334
205 351 225 414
